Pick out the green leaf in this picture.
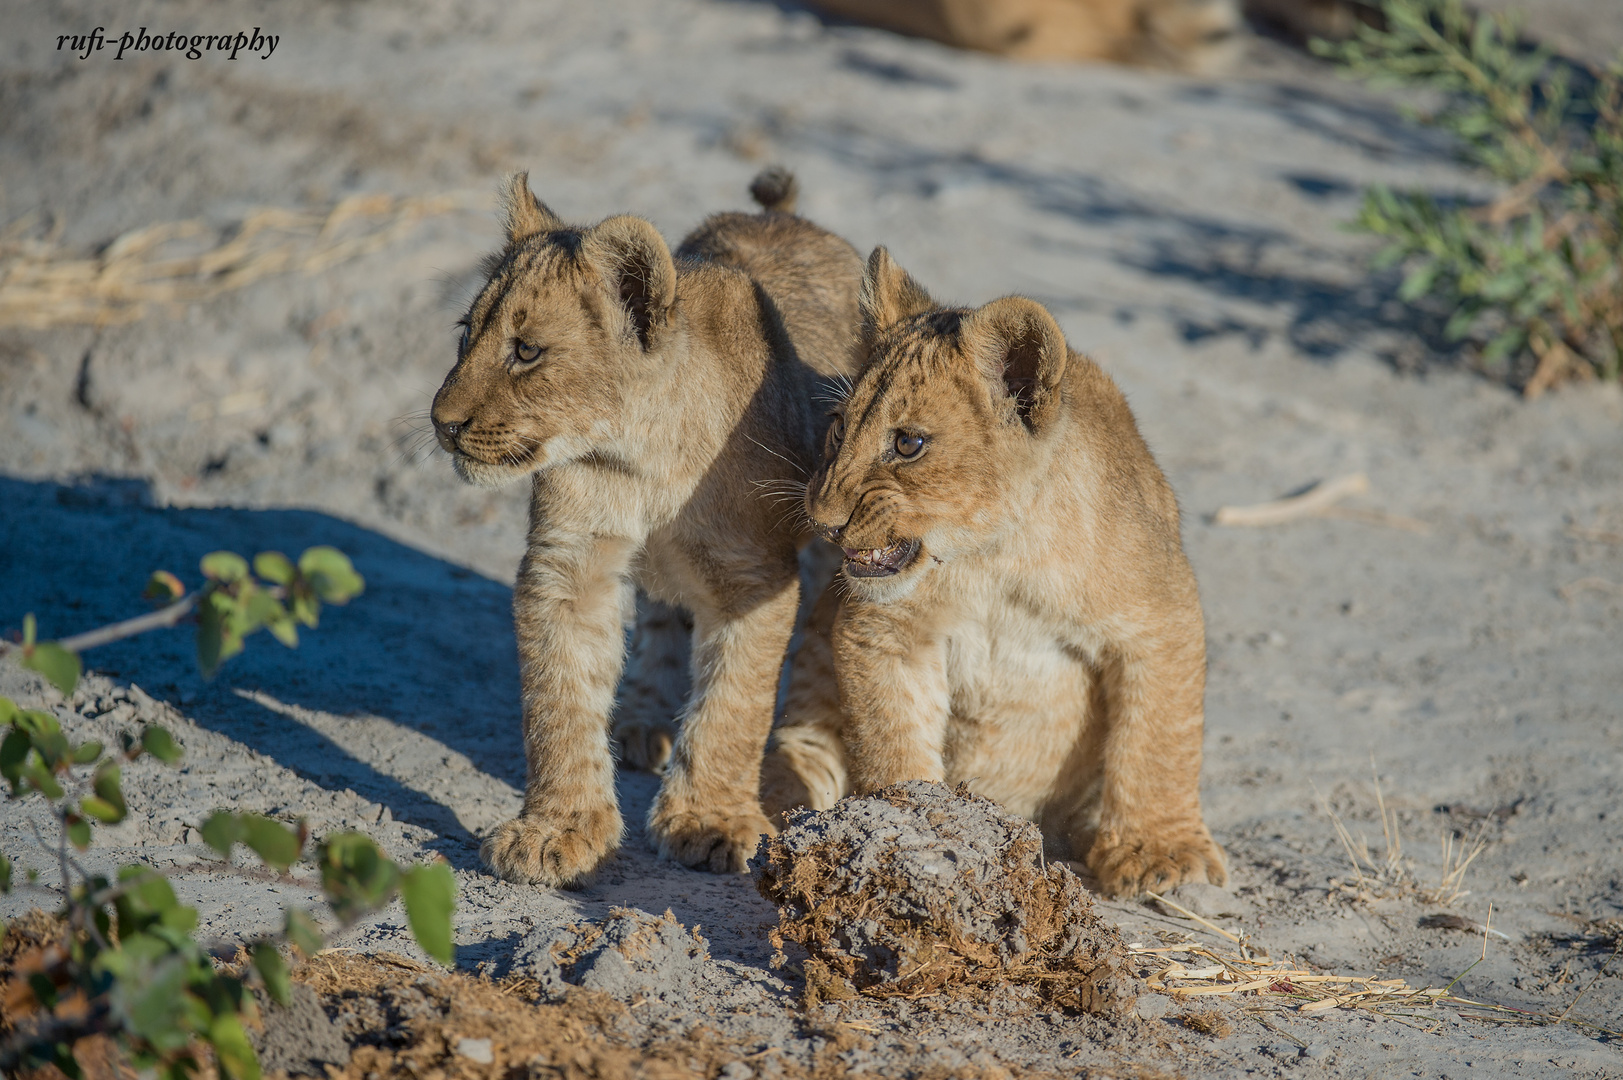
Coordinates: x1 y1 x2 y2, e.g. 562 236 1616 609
317 832 400 924
400 861 457 966
141 726 184 764
14 709 60 738
67 817 92 851
284 908 324 957
143 571 187 603
200 551 250 584
23 762 63 800
23 613 36 648
0 696 18 725
80 796 124 824
297 547 364 604
0 853 10 892
73 740 105 765
197 590 245 679
209 1011 262 1080
289 585 320 629
253 552 296 586
250 942 291 1006
200 812 244 859
91 762 128 822
22 642 80 697
239 815 302 873
1 730 31 790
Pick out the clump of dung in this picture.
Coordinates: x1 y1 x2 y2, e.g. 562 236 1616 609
751 781 1137 1015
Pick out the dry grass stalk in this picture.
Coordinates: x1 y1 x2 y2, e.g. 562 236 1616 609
1313 766 1490 905
0 192 481 329
1127 940 1621 1036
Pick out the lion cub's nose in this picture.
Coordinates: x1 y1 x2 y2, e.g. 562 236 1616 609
812 521 844 545
433 416 466 452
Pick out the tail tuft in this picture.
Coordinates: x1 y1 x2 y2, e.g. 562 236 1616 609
749 166 799 214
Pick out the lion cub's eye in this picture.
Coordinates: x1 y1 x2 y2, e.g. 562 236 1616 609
513 341 545 365
828 414 845 448
457 323 470 355
894 431 926 459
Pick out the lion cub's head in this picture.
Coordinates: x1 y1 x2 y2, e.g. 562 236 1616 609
431 173 677 488
806 248 1070 597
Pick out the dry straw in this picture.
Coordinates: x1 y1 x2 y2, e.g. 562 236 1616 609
0 192 482 329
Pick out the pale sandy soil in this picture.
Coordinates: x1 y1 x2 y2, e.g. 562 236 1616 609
1 1 1620 1076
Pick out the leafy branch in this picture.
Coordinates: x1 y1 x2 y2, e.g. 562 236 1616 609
2 547 454 1080
1317 0 1623 394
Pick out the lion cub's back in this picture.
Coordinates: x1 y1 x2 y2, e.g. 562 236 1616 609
676 212 865 380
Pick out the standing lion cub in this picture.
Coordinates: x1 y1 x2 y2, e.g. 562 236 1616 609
763 248 1226 897
432 169 862 886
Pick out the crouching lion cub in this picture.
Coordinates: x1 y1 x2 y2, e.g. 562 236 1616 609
763 248 1226 898
432 169 863 886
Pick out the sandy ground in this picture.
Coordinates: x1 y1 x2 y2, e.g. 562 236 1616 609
2 0 1621 1075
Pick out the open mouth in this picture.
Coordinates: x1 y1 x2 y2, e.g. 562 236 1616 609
842 538 921 578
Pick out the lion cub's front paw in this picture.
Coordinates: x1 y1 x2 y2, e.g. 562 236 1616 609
612 716 677 774
480 807 622 887
1087 825 1228 898
648 803 776 873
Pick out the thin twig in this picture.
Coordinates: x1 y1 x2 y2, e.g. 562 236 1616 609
1213 473 1370 527
55 593 198 653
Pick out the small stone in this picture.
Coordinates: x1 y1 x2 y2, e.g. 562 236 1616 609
1302 1041 1331 1059
456 1037 493 1064
720 1063 754 1080
1134 993 1173 1020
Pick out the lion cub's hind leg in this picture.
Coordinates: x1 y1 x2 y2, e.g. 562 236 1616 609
613 595 691 773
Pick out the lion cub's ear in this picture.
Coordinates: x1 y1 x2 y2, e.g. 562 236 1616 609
583 216 678 351
500 171 564 245
859 246 935 338
965 297 1069 432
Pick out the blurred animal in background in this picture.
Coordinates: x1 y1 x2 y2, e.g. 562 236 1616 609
804 0 1384 71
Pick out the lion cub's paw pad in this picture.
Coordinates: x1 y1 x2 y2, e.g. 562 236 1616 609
481 811 621 887
649 808 776 874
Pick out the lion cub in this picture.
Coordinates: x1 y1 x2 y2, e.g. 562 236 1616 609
432 169 863 886
763 248 1226 898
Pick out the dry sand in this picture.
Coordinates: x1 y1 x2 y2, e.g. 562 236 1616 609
1 0 1621 1075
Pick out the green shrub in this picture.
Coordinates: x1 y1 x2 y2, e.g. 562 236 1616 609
1318 0 1623 394
3 547 454 1079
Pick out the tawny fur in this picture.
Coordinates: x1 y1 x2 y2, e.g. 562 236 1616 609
431 170 863 886
806 0 1243 72
762 247 1227 899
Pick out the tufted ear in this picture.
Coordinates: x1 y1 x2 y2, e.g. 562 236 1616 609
500 171 563 245
583 215 677 351
859 246 935 338
964 296 1069 431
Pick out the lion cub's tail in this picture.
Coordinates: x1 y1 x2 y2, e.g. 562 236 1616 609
749 166 800 215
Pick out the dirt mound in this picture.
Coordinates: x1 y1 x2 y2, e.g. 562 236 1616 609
751 781 1138 1015
512 907 713 1005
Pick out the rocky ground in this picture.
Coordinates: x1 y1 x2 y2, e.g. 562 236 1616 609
2 0 1621 1076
